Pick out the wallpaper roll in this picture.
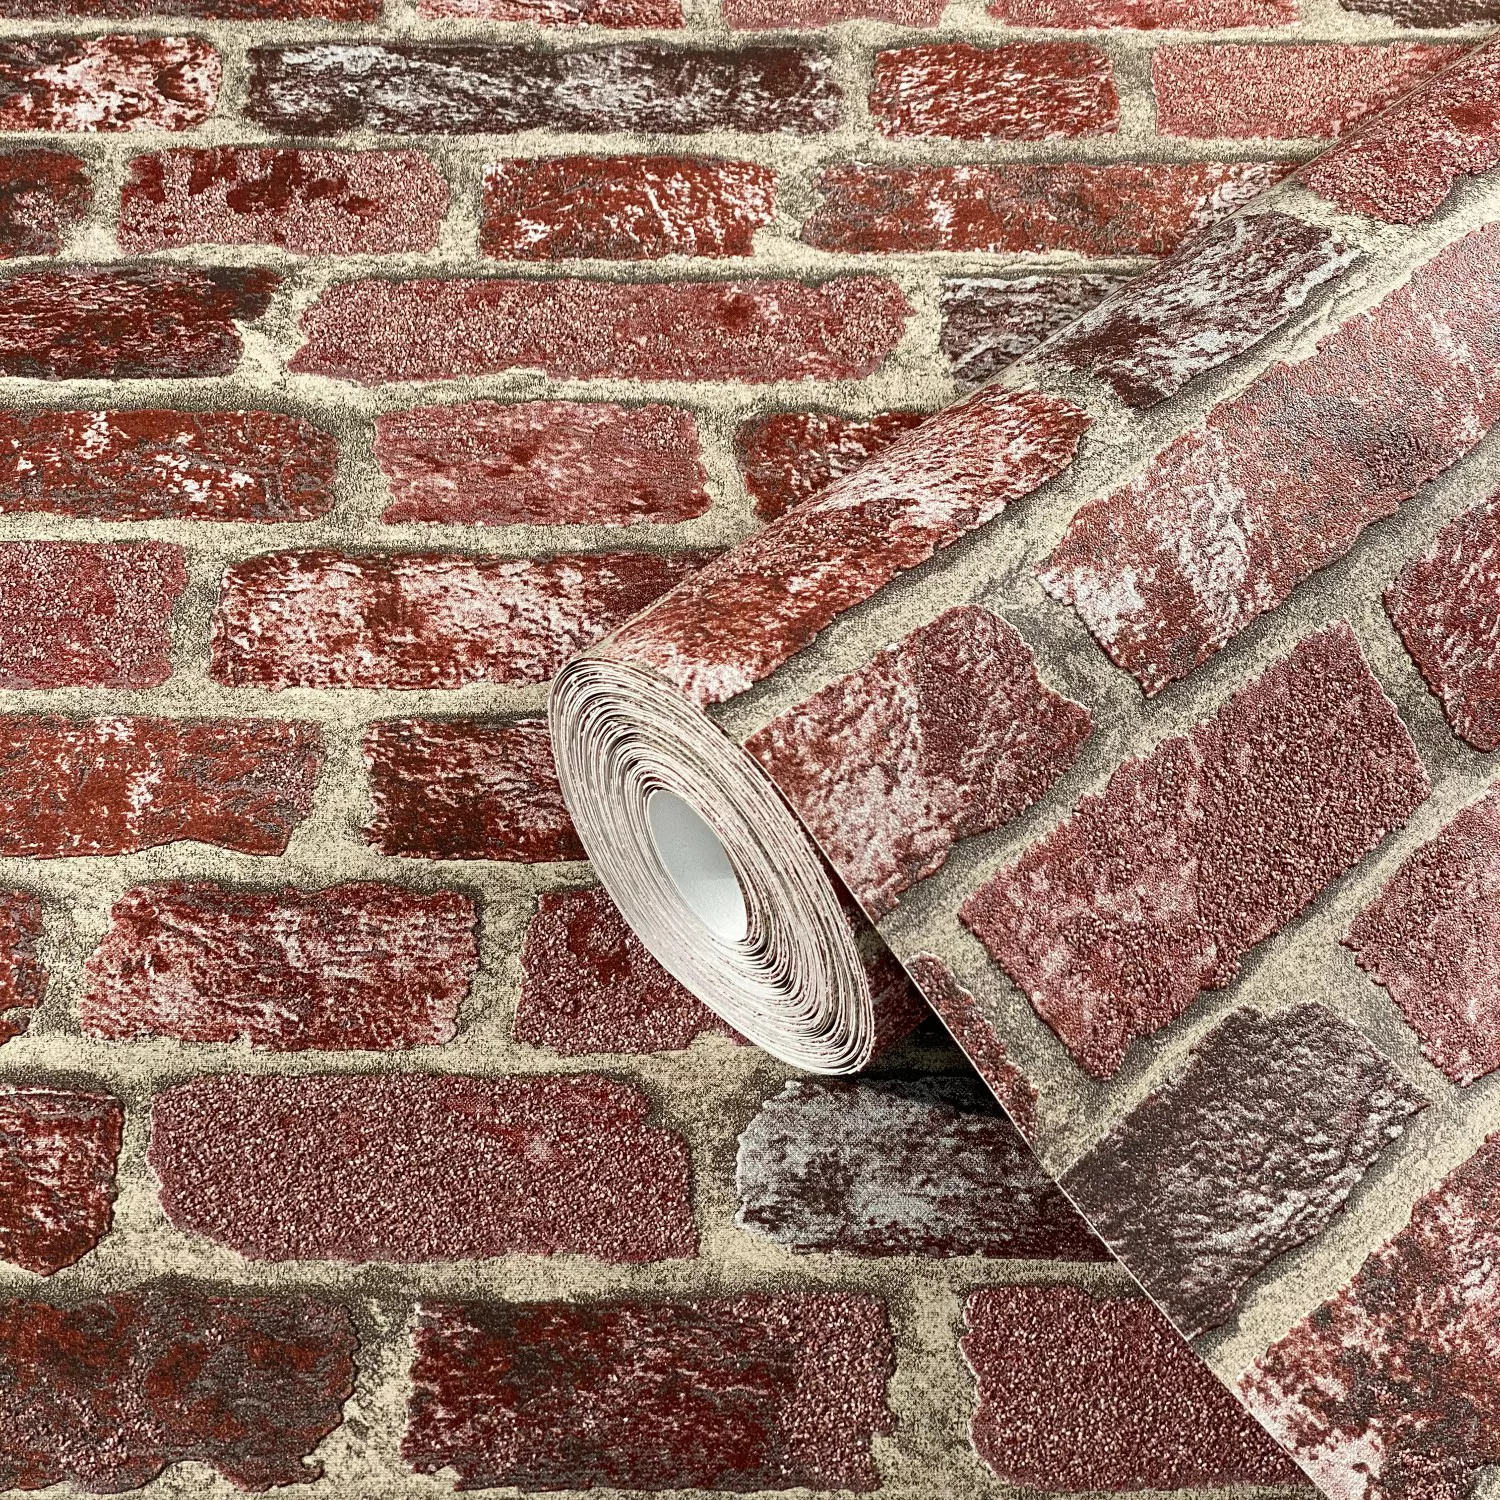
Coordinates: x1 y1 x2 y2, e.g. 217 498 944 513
553 36 1500 1500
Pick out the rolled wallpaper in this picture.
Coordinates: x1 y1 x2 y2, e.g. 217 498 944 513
552 35 1500 1500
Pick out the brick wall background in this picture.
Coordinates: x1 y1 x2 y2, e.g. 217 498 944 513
0 0 1486 1492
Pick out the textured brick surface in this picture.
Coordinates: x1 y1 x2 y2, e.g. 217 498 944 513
150 1072 697 1262
82 882 478 1050
0 266 277 380
0 408 337 522
212 549 708 691
965 1286 1308 1489
962 626 1430 1079
120 148 448 255
1243 1133 1500 1500
363 717 583 861
0 715 321 858
0 1085 121 1275
1347 789 1500 1086
1044 226 1500 695
419 0 681 19
482 156 775 261
0 1288 356 1493
0 0 375 12
0 890 42 1043
293 276 909 385
748 606 1091 917
248 45 841 136
870 44 1118 141
404 1295 895 1492
992 0 1292 21
804 161 1284 256
726 0 942 20
1063 1005 1428 1338
1341 0 1500 23
737 1077 1107 1258
0 149 87 256
376 401 710 527
516 886 737 1055
0 541 185 690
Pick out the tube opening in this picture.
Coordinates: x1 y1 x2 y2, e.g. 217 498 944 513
646 789 749 944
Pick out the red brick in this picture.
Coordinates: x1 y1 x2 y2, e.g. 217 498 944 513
377 401 710 527
404 1295 893 1491
942 274 1125 390
516 886 739 1055
1241 1133 1500 1500
748 606 1091 918
905 954 1037 1136
965 1286 1307 1490
0 715 321 859
0 891 41 1044
802 161 1286 257
961 625 1430 1080
1387 491 1500 753
81 881 478 1051
0 266 278 380
725 0 942 24
991 0 1291 23
1346 790 1500 1086
0 150 87 256
1154 43 1463 140
292 276 908 385
150 1072 696 1263
364 717 582 862
0 1288 355 1493
735 408 926 522
420 0 679 18
0 35 219 131
248 44 839 137
1342 0 1498 23
1301 39 1500 226
600 387 1088 707
738 1077 1106 1258
120 148 448 256
483 156 774 262
212 549 707 692
1043 226 1500 695
0 0 373 14
0 409 338 523
870 44 1117 141
864 948 933 1056
0 1085 121 1275
0 542 184 690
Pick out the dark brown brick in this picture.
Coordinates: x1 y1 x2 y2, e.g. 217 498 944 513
0 150 88 256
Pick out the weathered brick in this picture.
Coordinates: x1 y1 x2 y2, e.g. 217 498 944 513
120 148 448 256
82 882 478 1051
1154 43 1463 140
0 0 373 14
516 887 738 1055
600 387 1089 707
0 266 277 380
965 1286 1308 1490
151 1072 696 1263
0 1085 121 1275
0 409 338 522
291 276 908 385
1063 1005 1428 1338
735 408 926 522
738 1077 1107 1259
1050 211 1359 409
0 1288 355 1493
419 0 680 21
725 0 942 23
0 35 219 131
1347 789 1500 1086
865 949 934 1056
1387 491 1500 754
247 44 839 137
483 156 774 261
748 606 1091 918
1341 0 1499 26
0 891 41 1043
212 549 707 692
364 717 582 862
0 715 321 859
870 44 1117 141
961 626 1430 1080
404 1295 893 1491
1043 225 1500 695
941 274 1125 390
1301 40 1500 226
1242 1133 1500 1500
0 150 87 256
991 0 1292 23
377 401 710 527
